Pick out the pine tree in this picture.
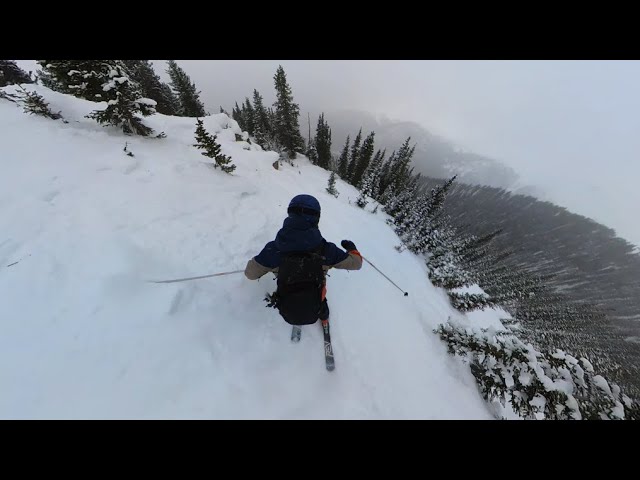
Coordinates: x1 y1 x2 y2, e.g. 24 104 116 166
406 172 423 193
158 82 181 116
267 107 276 130
272 65 305 159
85 61 156 136
243 97 255 135
427 227 478 288
356 149 384 209
355 191 368 209
251 89 271 147
315 113 332 170
337 135 350 179
258 107 280 152
232 101 245 131
377 150 397 200
424 215 459 254
36 60 109 100
389 175 457 255
326 171 339 198
306 137 318 164
0 60 33 87
424 175 457 219
122 60 179 116
346 128 363 183
393 194 422 239
459 228 504 266
268 107 279 144
437 323 637 420
353 131 376 187
447 292 495 312
387 137 416 193
383 182 418 219
428 249 476 289
379 138 416 202
166 60 206 117
193 119 236 173
394 175 456 248
356 148 384 209
13 86 63 120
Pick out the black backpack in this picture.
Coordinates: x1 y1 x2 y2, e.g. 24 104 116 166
272 243 326 326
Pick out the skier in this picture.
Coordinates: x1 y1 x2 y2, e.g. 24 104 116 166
244 194 362 327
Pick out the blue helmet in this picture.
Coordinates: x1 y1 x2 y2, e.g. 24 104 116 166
288 194 321 218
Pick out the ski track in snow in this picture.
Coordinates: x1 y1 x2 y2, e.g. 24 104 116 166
0 84 497 419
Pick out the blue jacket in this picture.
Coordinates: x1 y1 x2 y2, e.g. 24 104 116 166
254 215 349 269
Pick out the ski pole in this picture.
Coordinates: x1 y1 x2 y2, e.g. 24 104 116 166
148 269 244 284
362 256 408 296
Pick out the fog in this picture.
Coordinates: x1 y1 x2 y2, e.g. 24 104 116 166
17 60 638 246
157 60 639 246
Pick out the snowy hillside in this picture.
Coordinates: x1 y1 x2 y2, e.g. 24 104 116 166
0 84 496 419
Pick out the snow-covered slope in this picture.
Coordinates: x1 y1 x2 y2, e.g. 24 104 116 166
0 85 493 419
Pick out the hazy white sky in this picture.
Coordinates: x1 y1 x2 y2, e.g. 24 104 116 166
18 60 639 246
160 60 639 246
159 60 639 170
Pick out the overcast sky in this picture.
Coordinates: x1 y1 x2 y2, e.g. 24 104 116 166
18 60 639 246
157 60 638 246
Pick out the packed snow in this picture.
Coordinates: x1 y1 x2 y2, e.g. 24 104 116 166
0 84 500 419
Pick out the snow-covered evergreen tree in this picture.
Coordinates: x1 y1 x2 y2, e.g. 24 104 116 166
436 323 638 420
356 150 384 209
158 83 181 116
423 175 457 219
167 60 206 117
447 292 495 312
251 89 270 148
37 60 108 101
428 251 476 289
232 102 245 131
384 138 415 194
382 182 418 219
345 128 362 183
0 60 33 87
306 137 318 164
369 149 386 200
315 113 332 170
353 131 375 187
377 150 397 200
242 97 255 136
392 177 451 249
193 119 235 173
326 171 339 198
397 176 457 254
13 86 63 120
427 227 478 289
458 229 504 266
85 61 156 136
122 60 179 116
485 271 552 309
337 135 350 180
355 191 368 209
272 65 304 159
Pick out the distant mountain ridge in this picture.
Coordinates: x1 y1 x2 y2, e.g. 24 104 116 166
323 109 522 190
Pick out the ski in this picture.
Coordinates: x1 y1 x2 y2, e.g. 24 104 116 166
292 322 334 372
321 319 335 371
291 325 301 343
